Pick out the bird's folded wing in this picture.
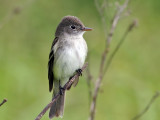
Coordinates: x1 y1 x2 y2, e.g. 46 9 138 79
48 37 58 92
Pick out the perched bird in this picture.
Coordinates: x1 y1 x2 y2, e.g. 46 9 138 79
48 16 92 119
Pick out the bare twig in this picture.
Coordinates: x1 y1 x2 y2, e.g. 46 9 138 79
86 67 93 104
103 19 137 74
0 99 7 107
35 63 88 120
94 0 108 37
99 0 131 77
106 0 130 47
85 0 107 102
89 0 131 120
132 91 160 120
85 54 93 104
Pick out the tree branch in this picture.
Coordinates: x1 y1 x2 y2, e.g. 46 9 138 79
89 0 131 120
85 54 93 104
86 67 93 104
103 19 137 74
35 63 88 120
132 91 160 120
94 0 108 37
0 99 7 107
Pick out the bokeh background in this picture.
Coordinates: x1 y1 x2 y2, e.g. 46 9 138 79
0 0 160 120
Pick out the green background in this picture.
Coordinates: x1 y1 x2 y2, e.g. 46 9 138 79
0 0 160 120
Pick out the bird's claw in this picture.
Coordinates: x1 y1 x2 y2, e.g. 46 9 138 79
59 85 65 95
76 69 82 76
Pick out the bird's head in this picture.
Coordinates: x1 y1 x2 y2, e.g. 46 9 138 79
55 16 92 37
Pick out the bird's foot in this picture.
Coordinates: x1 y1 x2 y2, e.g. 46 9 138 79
59 86 65 95
76 69 82 76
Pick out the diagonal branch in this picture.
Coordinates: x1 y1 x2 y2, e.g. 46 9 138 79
99 0 130 76
132 91 160 120
35 63 88 120
94 0 108 37
0 99 7 107
89 0 132 120
103 19 137 74
85 54 93 104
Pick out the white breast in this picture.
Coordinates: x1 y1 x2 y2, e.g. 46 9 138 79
53 35 87 84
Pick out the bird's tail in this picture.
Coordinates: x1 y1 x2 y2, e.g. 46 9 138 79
49 83 65 119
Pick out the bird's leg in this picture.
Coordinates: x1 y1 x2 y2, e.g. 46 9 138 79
76 69 82 76
59 80 65 95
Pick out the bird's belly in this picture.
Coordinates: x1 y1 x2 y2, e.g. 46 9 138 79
54 47 86 81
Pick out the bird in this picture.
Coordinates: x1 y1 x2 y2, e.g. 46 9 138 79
48 15 92 119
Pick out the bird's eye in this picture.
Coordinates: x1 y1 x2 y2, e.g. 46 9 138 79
70 25 76 29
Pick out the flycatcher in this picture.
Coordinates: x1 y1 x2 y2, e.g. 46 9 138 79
48 16 92 119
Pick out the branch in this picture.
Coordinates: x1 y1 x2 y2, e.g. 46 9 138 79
103 19 137 74
86 0 107 106
94 0 108 37
35 63 88 120
86 66 93 104
132 91 160 120
89 0 131 120
0 99 7 107
85 54 93 104
99 0 130 75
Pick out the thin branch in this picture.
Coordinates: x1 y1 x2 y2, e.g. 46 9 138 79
86 66 93 104
0 99 7 107
85 0 107 105
89 0 131 120
106 0 130 47
85 54 93 104
94 0 108 37
132 91 160 120
99 0 130 77
35 63 88 120
103 19 137 74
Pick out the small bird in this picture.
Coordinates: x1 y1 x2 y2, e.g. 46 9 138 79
48 16 92 119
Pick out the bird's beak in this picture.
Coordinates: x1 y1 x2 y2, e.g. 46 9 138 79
82 27 92 31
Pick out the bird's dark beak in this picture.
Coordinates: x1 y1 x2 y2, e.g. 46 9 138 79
81 27 92 31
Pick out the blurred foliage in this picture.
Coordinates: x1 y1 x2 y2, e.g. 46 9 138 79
0 0 160 120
